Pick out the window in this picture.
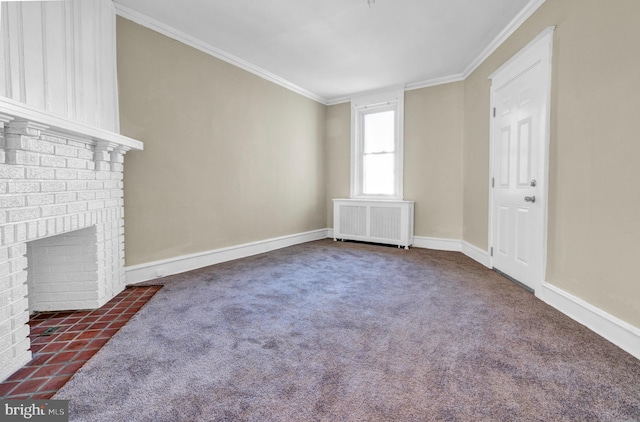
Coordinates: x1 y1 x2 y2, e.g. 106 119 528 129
350 89 404 199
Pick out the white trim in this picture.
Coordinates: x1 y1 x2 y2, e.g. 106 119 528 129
404 73 465 92
0 96 143 150
114 1 546 106
389 0 547 96
539 282 640 361
462 0 547 78
488 27 554 292
113 4 327 106
327 228 334 239
125 229 329 284
462 241 492 268
350 88 405 200
413 236 461 252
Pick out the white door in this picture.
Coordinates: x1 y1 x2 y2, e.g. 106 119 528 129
490 28 554 293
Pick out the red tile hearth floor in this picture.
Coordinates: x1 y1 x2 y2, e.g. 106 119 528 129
0 286 162 400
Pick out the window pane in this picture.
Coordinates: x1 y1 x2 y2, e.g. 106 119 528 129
364 110 395 153
363 153 395 195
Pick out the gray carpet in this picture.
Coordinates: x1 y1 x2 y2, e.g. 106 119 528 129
55 240 640 421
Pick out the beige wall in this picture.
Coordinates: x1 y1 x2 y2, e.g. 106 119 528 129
117 1 640 329
463 0 640 326
324 84 464 239
324 102 350 227
405 84 463 240
117 18 327 266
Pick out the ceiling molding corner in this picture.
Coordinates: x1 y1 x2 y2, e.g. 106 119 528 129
462 0 547 78
113 3 329 105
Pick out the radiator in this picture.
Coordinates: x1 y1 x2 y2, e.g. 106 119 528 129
333 199 414 249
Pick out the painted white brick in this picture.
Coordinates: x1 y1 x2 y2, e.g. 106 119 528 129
55 169 78 180
26 168 55 179
0 333 12 351
8 182 40 194
9 257 27 273
40 205 67 218
27 222 38 240
66 158 88 169
9 244 27 258
8 208 40 223
95 190 110 200
12 311 29 330
96 171 111 180
86 181 104 190
77 191 96 201
9 150 40 166
88 200 105 210
27 194 55 206
3 135 30 150
67 202 88 214
14 224 27 243
0 167 25 179
54 145 78 157
104 199 119 208
1 226 15 246
40 155 67 168
66 181 87 191
0 320 10 338
38 220 47 238
40 181 66 192
0 263 9 278
45 218 55 235
77 170 96 180
95 161 110 171
1 124 133 383
55 192 77 203
0 196 26 208
27 139 55 154
78 149 94 160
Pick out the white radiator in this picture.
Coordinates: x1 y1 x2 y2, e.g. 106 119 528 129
333 199 414 249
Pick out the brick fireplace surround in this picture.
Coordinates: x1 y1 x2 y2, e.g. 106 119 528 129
0 100 143 381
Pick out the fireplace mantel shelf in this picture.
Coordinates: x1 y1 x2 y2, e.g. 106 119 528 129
0 97 143 151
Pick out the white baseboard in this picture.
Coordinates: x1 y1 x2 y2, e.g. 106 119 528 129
125 229 329 284
413 236 462 252
539 282 640 360
126 229 640 361
461 241 491 268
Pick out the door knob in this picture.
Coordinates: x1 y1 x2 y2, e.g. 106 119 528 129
524 196 536 203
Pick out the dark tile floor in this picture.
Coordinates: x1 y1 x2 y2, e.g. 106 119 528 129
0 286 161 399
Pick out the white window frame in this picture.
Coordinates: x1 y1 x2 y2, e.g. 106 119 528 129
350 89 404 200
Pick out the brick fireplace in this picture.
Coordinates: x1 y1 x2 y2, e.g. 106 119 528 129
0 103 142 381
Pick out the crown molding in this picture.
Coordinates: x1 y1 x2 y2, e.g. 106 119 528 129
462 0 547 78
404 73 466 92
114 0 546 107
114 3 329 105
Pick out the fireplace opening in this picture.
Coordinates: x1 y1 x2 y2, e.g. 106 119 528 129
26 226 99 313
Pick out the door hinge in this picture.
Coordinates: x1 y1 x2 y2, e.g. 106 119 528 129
490 247 494 257
491 177 495 188
493 107 496 117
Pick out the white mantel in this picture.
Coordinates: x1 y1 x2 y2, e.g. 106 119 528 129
0 0 143 382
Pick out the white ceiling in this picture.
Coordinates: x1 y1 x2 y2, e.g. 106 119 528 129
113 0 538 104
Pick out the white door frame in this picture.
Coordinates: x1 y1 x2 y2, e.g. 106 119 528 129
488 26 555 295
